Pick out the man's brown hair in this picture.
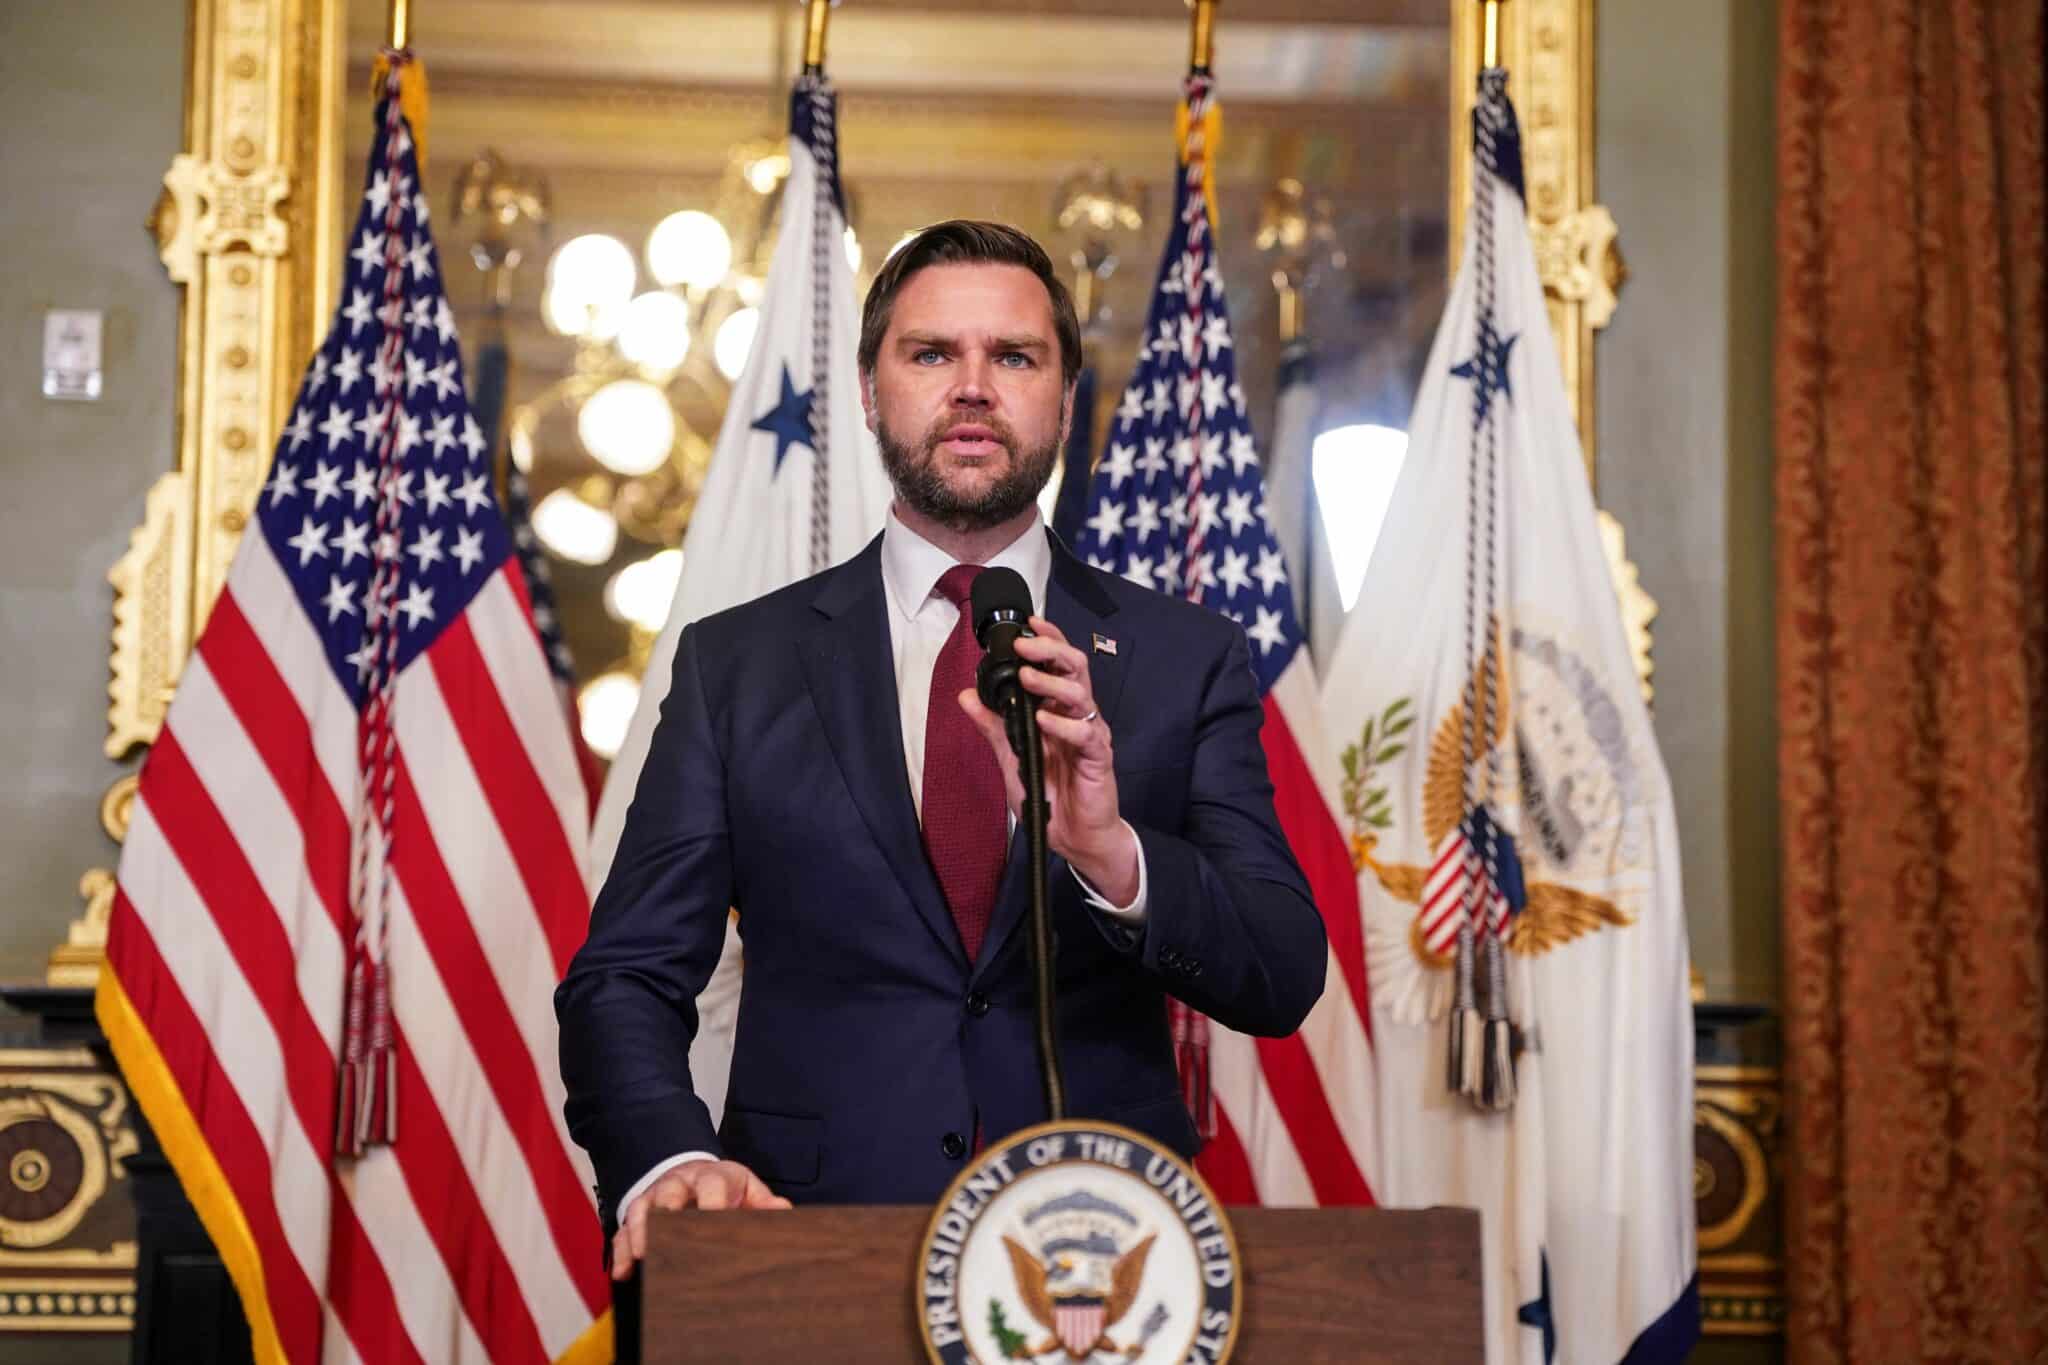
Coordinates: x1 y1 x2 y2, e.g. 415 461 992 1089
858 220 1083 387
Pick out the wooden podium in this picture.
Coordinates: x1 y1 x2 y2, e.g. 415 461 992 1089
639 1204 1482 1362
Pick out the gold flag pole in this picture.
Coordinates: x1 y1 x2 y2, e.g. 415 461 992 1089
1480 0 1502 68
1187 0 1219 73
375 0 428 169
802 0 834 74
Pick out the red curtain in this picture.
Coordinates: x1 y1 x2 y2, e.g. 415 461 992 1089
1775 0 2048 1358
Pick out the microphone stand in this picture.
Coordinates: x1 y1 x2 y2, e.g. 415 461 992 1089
1004 694 1067 1121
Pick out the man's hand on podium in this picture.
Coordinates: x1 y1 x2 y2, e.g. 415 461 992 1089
611 1159 793 1279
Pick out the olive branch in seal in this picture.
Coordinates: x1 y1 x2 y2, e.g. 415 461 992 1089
987 1298 1031 1359
1339 697 1414 867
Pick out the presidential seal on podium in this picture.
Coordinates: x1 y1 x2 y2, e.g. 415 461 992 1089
916 1120 1242 1364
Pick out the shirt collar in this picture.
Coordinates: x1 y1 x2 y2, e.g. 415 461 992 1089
881 506 1052 623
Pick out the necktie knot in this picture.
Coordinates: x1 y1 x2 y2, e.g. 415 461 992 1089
935 563 982 611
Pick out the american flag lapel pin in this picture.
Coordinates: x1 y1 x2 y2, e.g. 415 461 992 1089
1092 633 1118 656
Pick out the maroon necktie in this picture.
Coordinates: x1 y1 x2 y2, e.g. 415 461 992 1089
921 564 1009 962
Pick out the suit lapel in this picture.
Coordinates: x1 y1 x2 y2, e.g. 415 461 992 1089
798 536 968 972
1044 533 1130 732
972 533 1126 980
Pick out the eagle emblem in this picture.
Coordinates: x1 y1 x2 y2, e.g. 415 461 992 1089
1340 623 1635 1020
994 1191 1160 1360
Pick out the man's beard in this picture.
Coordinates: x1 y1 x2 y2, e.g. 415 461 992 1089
877 411 1060 532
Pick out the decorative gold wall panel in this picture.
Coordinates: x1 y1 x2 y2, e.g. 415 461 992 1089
0 1050 141 1334
110 0 346 763
1696 1064 1786 1336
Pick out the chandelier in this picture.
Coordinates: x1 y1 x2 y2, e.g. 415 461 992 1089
456 139 866 757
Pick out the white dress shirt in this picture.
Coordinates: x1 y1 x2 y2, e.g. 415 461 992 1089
618 509 1146 1225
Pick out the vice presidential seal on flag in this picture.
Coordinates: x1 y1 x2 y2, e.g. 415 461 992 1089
1321 66 1698 1363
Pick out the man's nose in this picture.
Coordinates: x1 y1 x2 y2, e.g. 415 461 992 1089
949 355 996 408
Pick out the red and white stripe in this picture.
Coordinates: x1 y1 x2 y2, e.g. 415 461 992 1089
105 531 607 1364
1197 653 1379 1208
1418 827 1511 956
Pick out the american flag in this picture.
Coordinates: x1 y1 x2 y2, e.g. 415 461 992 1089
1076 74 1378 1207
97 57 609 1365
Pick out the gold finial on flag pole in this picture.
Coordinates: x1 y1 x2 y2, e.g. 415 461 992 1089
1481 0 1503 69
802 0 834 73
1187 0 1219 73
388 0 410 49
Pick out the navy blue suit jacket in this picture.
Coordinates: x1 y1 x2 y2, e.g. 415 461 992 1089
556 532 1325 1218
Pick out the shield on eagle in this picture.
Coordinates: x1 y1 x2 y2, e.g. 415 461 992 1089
1053 1298 1107 1357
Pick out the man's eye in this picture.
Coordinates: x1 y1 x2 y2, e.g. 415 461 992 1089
997 352 1032 368
913 349 945 364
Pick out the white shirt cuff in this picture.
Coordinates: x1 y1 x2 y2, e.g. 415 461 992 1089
618 1150 719 1225
1070 820 1147 924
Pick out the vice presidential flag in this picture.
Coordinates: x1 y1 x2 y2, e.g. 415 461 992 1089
1076 73 1377 1208
1322 67 1698 1363
97 55 609 1364
587 73 892 1127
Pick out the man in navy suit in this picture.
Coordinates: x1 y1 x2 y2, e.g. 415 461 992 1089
557 221 1325 1278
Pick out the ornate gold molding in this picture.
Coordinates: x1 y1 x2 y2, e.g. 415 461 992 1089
1598 510 1656 703
48 780 138 988
1696 1063 1785 1336
108 0 345 763
104 474 192 760
0 1050 140 1331
74 0 346 987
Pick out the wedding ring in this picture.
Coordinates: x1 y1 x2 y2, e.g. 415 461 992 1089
1080 708 1099 723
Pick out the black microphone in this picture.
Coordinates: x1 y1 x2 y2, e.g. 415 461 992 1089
968 564 1067 1121
970 566 1035 714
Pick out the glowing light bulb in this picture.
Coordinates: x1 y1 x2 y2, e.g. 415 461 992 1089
617 291 692 373
578 671 641 759
530 488 619 566
713 307 760 381
604 549 685 630
646 210 733 292
577 379 675 477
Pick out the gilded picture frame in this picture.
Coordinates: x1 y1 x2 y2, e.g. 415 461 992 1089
74 0 1630 971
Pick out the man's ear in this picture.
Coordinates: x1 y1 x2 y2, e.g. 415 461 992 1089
1057 380 1077 449
859 370 879 434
